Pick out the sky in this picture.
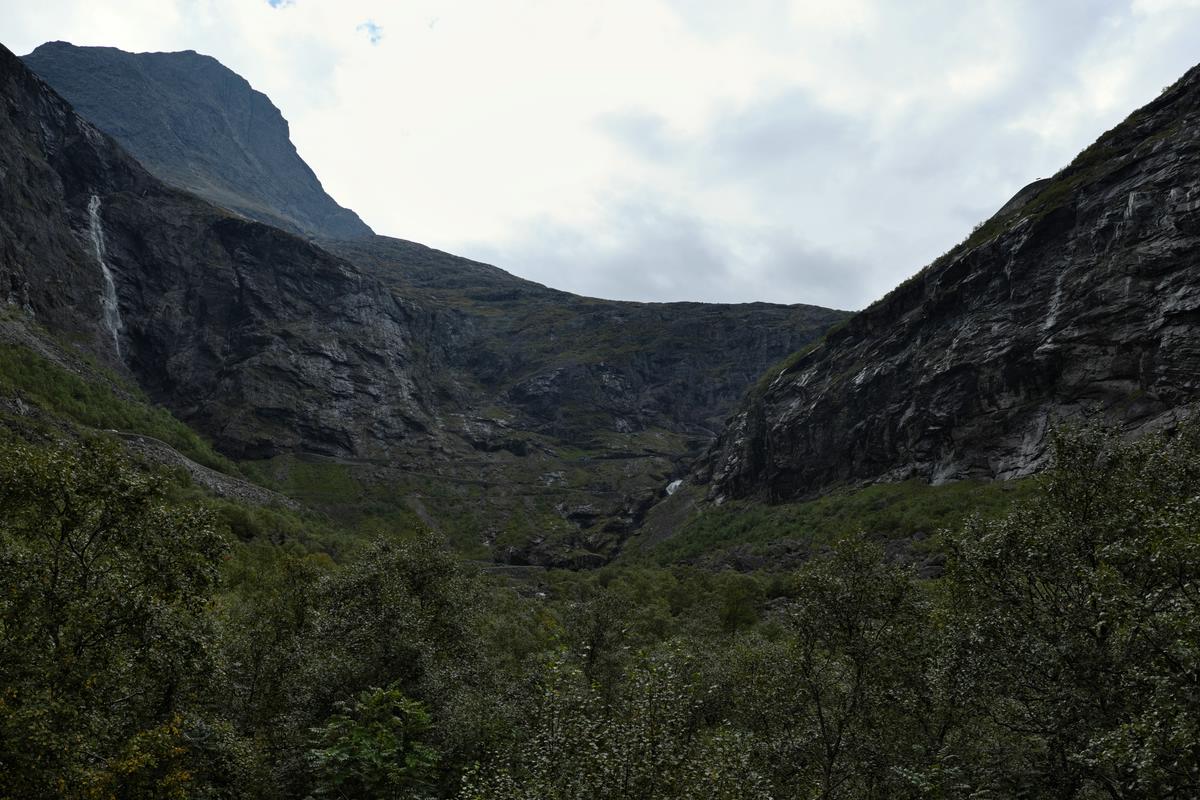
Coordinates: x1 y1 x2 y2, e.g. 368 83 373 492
4 1 1200 310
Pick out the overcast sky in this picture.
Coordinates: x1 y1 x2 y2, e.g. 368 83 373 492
4 1 1200 309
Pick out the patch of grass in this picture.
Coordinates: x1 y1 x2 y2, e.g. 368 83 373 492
206 497 359 558
280 459 362 505
650 477 1039 563
0 342 237 474
242 455 366 514
241 455 492 556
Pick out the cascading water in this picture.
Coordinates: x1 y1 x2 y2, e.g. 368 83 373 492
1041 270 1065 333
87 194 124 357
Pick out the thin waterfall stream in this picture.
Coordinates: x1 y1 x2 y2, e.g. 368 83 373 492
87 193 124 357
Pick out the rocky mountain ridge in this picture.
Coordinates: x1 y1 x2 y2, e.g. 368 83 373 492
23 41 373 240
700 64 1200 503
2 40 846 564
328 235 838 440
1 42 440 459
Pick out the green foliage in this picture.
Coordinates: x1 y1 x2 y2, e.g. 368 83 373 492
0 342 236 473
0 436 228 799
941 423 1200 797
469 424 1200 799
273 459 362 506
206 496 358 558
211 532 505 798
307 686 438 799
5 422 1200 798
240 455 480 554
717 538 942 799
649 476 1035 563
460 648 772 800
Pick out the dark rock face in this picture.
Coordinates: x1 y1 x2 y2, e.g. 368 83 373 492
0 42 433 459
702 64 1200 502
0 41 134 339
325 236 847 441
317 237 846 564
17 41 847 461
23 41 372 240
104 210 440 459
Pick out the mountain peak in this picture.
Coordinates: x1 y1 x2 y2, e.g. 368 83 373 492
23 41 373 240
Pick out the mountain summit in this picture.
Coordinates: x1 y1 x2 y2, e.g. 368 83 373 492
23 41 372 240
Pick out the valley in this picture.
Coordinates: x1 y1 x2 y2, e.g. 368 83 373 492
1 32 1198 800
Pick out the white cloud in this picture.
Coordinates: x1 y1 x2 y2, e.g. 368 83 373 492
2 0 1199 308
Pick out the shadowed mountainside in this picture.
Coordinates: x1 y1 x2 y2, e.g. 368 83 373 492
699 63 1200 503
327 235 842 440
1 42 440 460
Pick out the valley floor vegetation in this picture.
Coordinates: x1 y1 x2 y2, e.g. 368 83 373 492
2 423 1199 799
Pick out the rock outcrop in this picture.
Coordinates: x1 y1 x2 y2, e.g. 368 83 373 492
329 234 844 441
1 42 435 459
702 64 1200 502
23 41 372 240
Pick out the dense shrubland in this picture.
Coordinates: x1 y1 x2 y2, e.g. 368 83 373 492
2 424 1198 798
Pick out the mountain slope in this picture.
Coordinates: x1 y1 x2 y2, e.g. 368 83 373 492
0 41 436 459
4 40 848 565
328 235 843 439
701 65 1200 503
23 40 847 451
23 41 372 240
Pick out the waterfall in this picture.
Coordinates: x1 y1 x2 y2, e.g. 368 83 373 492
1041 270 1065 334
87 194 124 357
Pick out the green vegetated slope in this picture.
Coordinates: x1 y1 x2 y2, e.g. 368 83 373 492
5 405 1199 798
239 425 691 566
634 476 1038 566
0 337 234 473
0 318 355 557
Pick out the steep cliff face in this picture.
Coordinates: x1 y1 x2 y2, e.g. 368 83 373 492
702 64 1200 502
23 41 372 240
22 41 846 456
328 236 845 441
313 239 845 565
0 42 435 459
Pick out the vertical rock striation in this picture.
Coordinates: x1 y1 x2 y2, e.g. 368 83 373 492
702 62 1200 502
